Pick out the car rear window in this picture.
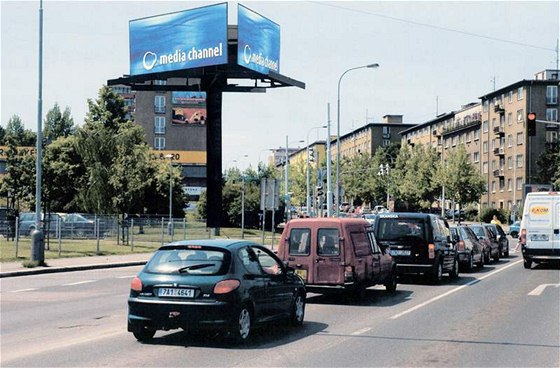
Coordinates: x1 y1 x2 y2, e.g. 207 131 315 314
318 228 340 255
145 248 229 275
288 228 311 255
376 218 426 241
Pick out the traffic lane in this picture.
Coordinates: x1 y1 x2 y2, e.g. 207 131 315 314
285 259 559 367
0 267 141 363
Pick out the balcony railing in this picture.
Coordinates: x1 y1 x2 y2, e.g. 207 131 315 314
493 126 505 135
154 105 166 114
493 169 505 177
493 147 505 156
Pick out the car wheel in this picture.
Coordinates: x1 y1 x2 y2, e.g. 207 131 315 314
431 261 443 284
132 325 156 342
449 258 459 279
493 249 500 262
231 306 252 343
484 249 491 264
477 252 484 268
385 268 398 293
290 294 305 326
466 253 474 272
523 258 532 269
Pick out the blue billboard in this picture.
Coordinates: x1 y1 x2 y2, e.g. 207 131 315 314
237 5 280 75
129 3 228 76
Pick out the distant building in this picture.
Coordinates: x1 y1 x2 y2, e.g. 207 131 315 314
401 69 559 213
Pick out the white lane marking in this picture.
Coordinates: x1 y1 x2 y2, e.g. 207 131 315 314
351 327 372 335
117 275 136 279
528 283 560 296
390 259 522 319
63 280 96 286
10 288 38 293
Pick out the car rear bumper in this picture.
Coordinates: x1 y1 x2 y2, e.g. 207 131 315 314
396 263 434 275
128 297 233 331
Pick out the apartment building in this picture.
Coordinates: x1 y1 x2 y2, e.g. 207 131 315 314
401 69 559 212
331 115 417 163
119 78 208 199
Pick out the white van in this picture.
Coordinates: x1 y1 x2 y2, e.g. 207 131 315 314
519 191 560 269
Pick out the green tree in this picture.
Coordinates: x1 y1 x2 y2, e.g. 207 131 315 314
535 143 560 189
438 145 486 212
341 153 376 206
43 103 75 143
5 115 36 146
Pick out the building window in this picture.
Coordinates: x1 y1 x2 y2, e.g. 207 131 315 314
483 141 488 153
383 126 391 135
499 179 505 192
546 108 558 122
474 152 480 163
517 87 523 100
383 139 390 146
516 177 523 190
155 95 166 114
516 154 523 168
483 162 488 174
546 85 558 104
507 156 513 169
492 181 496 193
507 112 513 126
154 117 166 134
507 134 513 147
483 100 489 112
517 132 523 145
466 131 471 142
508 91 513 103
491 160 496 171
154 80 167 85
154 137 165 150
474 129 480 140
445 138 449 148
517 109 524 123
546 131 558 144
452 136 457 147
483 120 489 133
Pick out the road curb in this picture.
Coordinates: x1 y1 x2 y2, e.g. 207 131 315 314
0 261 147 278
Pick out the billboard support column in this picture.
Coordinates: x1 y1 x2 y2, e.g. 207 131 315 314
203 74 227 228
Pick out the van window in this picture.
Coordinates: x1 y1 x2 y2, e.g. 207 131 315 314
350 231 371 257
288 228 311 255
317 228 339 256
368 231 381 254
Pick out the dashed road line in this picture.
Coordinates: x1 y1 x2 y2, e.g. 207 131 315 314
390 259 522 320
351 327 372 335
9 288 38 293
63 280 97 286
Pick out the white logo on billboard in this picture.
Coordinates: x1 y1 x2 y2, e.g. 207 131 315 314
143 51 157 70
243 45 252 64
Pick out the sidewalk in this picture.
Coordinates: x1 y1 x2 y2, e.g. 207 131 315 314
0 253 152 278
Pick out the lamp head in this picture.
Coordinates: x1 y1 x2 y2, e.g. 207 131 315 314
367 63 380 68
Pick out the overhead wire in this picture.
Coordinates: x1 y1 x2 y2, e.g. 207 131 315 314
310 1 557 52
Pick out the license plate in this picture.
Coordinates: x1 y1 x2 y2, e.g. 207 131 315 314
295 269 307 281
390 249 411 256
158 288 194 298
530 234 549 241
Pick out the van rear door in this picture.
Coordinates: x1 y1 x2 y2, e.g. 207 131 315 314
314 227 344 285
525 194 558 255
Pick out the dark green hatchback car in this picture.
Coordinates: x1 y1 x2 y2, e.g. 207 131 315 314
128 239 306 343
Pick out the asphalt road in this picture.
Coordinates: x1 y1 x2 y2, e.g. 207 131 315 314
1 252 559 367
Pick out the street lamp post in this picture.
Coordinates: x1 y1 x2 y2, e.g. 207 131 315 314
336 63 379 217
306 125 327 217
165 154 174 241
284 136 304 221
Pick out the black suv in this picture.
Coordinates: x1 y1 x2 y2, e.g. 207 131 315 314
372 213 459 283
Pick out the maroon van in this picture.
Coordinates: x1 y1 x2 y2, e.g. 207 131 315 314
277 218 396 297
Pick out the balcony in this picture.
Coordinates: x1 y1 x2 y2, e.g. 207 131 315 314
493 169 505 178
494 104 505 114
154 105 166 114
493 126 505 136
493 147 505 156
382 133 391 139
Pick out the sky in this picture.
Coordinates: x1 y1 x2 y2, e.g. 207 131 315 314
1 0 559 171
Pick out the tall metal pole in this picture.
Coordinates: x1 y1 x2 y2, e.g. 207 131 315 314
336 63 379 217
241 175 245 239
285 135 289 222
165 154 174 241
306 125 326 217
326 104 333 217
32 0 45 263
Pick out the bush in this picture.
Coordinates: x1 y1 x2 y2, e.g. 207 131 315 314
479 208 507 224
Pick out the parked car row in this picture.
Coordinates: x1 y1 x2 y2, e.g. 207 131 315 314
128 213 516 345
17 212 99 238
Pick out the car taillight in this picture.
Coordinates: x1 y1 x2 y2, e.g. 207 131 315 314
131 276 143 292
520 229 526 244
457 240 465 252
214 279 240 294
428 243 435 259
344 266 354 282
